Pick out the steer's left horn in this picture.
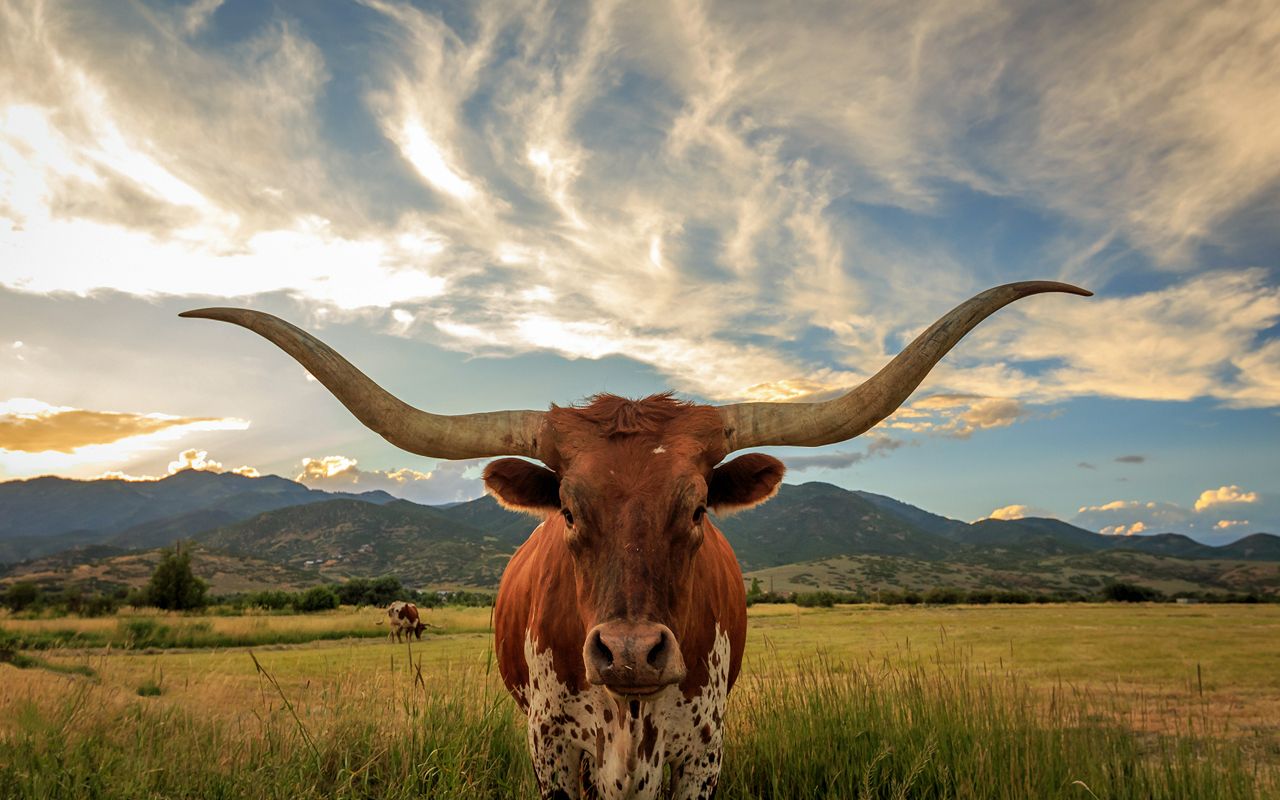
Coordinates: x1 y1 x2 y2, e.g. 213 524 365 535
179 308 546 460
717 281 1090 451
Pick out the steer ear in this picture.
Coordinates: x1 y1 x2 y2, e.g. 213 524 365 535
483 458 561 515
708 453 785 515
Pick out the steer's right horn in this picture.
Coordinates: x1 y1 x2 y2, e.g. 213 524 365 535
718 281 1091 451
179 308 546 460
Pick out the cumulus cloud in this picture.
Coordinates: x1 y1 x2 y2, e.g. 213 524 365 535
99 448 259 481
167 448 258 477
1193 485 1259 512
1101 521 1147 536
981 504 1046 522
1073 486 1275 544
295 455 486 505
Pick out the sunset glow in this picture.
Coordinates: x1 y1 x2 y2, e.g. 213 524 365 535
1 0 1276 541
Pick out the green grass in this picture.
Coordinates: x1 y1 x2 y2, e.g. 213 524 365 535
1 604 1277 798
0 606 488 650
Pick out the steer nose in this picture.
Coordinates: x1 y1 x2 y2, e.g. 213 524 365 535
584 621 686 694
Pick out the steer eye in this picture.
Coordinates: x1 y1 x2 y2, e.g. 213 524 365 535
692 505 706 525
561 507 575 527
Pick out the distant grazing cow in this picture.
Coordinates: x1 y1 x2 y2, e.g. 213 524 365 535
386 600 426 642
185 281 1090 799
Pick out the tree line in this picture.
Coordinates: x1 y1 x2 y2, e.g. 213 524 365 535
0 544 495 616
745 578 1278 607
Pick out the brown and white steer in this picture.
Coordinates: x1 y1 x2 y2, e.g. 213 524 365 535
386 600 426 642
182 281 1089 799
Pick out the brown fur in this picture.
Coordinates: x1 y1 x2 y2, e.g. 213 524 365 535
491 393 781 702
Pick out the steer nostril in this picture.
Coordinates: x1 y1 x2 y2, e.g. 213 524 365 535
646 631 667 668
590 632 614 668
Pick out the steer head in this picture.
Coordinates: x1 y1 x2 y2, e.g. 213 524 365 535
482 396 785 696
180 280 1089 698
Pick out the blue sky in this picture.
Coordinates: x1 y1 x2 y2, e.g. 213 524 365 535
1 0 1277 543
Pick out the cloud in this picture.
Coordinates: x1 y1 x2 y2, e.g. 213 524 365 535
1 0 1277 415
167 448 258 477
99 448 259 481
1115 455 1146 464
1073 486 1276 544
1101 521 1147 536
983 504 1040 521
1193 485 1259 512
0 398 243 454
1077 462 1096 470
783 436 905 473
295 455 486 505
885 394 1031 439
960 270 1280 409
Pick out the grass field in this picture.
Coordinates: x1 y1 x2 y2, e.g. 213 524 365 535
2 604 1278 798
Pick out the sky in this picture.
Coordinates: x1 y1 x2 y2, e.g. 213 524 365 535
1 0 1278 544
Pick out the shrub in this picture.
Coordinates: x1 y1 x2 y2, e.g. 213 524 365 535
1103 582 1164 603
292 586 340 613
2 582 41 613
142 544 208 610
923 587 965 605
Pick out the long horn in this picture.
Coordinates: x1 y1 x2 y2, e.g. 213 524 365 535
718 281 1091 451
179 308 546 460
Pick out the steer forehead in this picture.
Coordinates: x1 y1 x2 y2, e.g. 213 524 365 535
542 394 728 474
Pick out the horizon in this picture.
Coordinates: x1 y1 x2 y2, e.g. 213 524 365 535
1 465 1273 547
2 1 1278 544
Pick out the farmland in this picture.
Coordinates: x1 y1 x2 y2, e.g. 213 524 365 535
2 603 1278 798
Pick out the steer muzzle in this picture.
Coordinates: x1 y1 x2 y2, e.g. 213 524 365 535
584 621 686 697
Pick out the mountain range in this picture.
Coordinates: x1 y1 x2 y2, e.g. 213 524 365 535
1 471 1276 596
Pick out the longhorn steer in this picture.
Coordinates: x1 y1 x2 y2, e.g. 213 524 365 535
387 600 426 642
182 281 1089 799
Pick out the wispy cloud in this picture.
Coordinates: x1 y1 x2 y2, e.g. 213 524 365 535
1115 455 1146 464
783 436 905 473
1 0 1276 415
0 397 249 480
0 398 244 454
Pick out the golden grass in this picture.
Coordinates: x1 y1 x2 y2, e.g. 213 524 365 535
5 603 1278 747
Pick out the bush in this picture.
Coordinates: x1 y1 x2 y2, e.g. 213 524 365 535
335 576 405 607
924 587 966 605
1103 582 1164 603
240 590 294 611
292 586 340 613
142 544 208 610
2 582 41 613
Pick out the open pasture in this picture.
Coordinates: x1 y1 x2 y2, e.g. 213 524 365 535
0 605 490 651
2 603 1278 798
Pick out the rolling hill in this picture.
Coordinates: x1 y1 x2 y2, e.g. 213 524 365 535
0 470 397 562
2 474 1276 596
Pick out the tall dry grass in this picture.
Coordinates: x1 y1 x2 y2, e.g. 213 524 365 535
1 644 1274 799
